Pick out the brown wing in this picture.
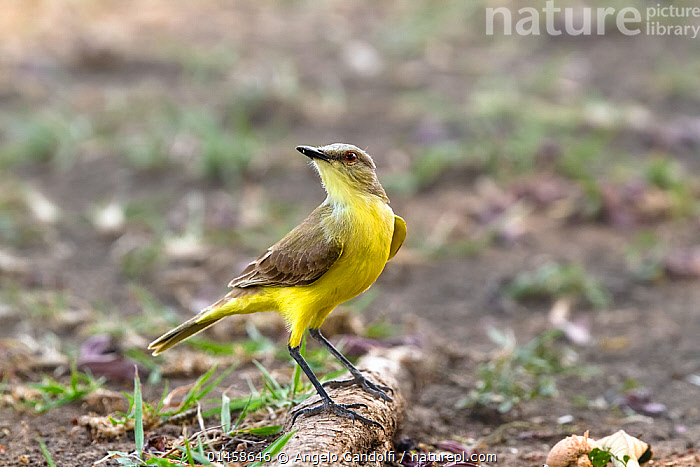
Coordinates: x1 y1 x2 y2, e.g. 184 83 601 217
229 205 342 288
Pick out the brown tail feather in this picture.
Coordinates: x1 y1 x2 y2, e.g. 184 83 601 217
149 288 259 355
148 314 223 355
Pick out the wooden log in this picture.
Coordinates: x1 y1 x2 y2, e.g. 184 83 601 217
271 346 420 467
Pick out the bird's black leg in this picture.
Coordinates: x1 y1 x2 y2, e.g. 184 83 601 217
308 328 393 402
287 342 384 432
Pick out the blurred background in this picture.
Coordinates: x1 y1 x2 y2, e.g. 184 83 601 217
1 1 699 465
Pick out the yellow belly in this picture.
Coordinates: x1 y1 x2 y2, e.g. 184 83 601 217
272 198 395 346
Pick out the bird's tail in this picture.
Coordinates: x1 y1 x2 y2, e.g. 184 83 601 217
148 311 223 355
148 288 267 355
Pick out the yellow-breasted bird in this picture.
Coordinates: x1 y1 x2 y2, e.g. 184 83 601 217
148 143 406 429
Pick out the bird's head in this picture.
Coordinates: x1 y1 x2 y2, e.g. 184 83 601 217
296 143 388 204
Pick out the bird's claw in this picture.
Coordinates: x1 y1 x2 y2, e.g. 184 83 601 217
322 376 393 401
290 400 385 433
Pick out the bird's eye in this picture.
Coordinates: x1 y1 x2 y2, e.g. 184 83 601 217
344 152 357 162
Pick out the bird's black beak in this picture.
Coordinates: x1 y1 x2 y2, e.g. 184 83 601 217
296 145 330 162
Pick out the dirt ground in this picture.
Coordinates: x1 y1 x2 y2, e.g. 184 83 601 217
1 1 699 466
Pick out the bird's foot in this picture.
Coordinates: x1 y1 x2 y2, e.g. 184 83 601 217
322 375 393 402
290 400 385 432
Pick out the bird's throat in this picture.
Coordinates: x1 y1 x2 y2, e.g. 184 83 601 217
316 164 388 207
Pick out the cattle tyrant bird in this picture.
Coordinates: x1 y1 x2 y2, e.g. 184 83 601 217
148 143 406 430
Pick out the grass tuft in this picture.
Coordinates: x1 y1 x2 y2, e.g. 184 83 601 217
504 262 610 309
458 329 586 413
25 365 104 413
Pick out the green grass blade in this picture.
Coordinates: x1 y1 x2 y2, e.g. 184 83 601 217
233 394 252 430
176 363 236 415
175 444 213 466
183 436 194 466
145 458 181 466
203 364 237 398
248 431 297 467
189 448 213 466
252 360 282 399
196 435 207 462
177 366 218 413
37 437 56 467
243 425 282 436
221 392 231 434
155 379 169 416
133 369 144 460
70 362 79 393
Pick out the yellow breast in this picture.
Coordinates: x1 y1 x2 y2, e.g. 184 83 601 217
324 197 395 300
273 196 395 344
